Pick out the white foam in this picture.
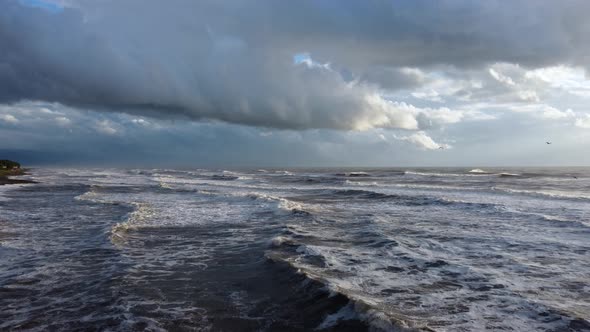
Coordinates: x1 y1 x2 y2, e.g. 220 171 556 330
498 172 520 177
316 303 358 330
274 170 293 175
346 172 370 176
75 187 109 203
270 192 590 331
11 167 589 331
270 236 292 247
242 192 310 215
404 170 486 177
493 186 590 200
0 183 33 201
344 180 379 186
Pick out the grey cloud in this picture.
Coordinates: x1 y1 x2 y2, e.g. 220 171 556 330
394 131 449 150
1 0 425 130
2 101 590 167
1 0 590 132
359 67 425 90
240 0 590 69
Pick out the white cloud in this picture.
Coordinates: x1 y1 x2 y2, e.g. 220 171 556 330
0 114 18 124
412 89 443 102
419 107 464 125
355 97 419 131
131 118 150 126
294 53 331 70
575 115 590 129
39 107 55 114
396 131 449 150
525 66 590 99
516 90 540 102
508 104 575 121
489 67 516 86
540 107 574 120
95 120 118 135
55 116 72 126
526 66 584 86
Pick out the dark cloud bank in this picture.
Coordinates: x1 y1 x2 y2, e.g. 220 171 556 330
2 0 590 166
1 0 589 131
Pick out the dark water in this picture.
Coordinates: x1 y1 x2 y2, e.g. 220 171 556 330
1 168 589 331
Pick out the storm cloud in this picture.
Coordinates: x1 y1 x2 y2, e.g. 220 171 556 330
2 0 590 131
2 0 590 166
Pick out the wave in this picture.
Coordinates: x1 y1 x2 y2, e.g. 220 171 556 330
267 231 589 332
345 180 379 187
0 182 35 201
403 169 589 179
242 192 313 216
74 186 116 204
498 207 583 225
155 175 274 191
335 172 371 177
498 172 521 177
273 170 293 175
210 174 239 181
299 188 498 212
392 183 482 192
331 189 396 200
404 170 486 178
75 188 158 239
111 202 155 237
158 181 175 190
405 169 538 178
316 301 417 331
469 169 522 177
108 190 315 240
496 171 584 180
265 248 422 331
492 186 590 201
346 181 487 194
271 175 342 185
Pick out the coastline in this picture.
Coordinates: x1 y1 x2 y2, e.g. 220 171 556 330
0 169 36 186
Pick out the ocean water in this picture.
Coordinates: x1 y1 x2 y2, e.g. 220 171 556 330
0 167 589 331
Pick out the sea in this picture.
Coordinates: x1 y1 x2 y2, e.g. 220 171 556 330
0 167 589 331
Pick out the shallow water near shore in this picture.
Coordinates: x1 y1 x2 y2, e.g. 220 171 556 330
1 167 589 331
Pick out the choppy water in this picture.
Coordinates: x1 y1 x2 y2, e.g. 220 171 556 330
1 167 589 331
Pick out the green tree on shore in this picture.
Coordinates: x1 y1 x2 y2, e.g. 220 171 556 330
0 160 21 170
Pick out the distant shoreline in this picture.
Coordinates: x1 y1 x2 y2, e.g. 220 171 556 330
0 169 36 186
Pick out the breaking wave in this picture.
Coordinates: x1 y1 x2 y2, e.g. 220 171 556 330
3 167 590 331
493 186 590 201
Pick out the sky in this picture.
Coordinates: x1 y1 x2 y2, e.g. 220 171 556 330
1 0 590 167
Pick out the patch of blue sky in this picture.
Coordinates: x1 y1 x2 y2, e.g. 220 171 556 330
293 53 311 65
19 0 63 13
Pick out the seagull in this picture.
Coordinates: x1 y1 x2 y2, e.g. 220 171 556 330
546 141 552 145
438 146 445 150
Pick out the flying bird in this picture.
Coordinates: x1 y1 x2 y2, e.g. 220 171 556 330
546 142 552 145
